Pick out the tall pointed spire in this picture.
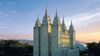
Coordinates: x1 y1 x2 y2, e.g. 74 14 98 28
62 17 67 32
71 20 72 26
45 4 48 17
54 9 58 19
69 20 75 31
69 20 76 49
55 9 59 19
37 14 39 21
42 4 52 27
53 9 60 24
62 17 64 23
56 9 58 17
35 15 41 27
62 17 66 25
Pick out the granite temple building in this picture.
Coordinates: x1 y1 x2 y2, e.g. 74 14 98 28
33 6 80 56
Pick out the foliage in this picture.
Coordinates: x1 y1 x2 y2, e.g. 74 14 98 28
0 40 33 56
0 40 100 56
80 42 100 56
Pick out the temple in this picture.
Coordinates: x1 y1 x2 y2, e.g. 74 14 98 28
33 6 79 56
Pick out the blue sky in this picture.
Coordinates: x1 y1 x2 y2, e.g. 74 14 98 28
0 0 100 42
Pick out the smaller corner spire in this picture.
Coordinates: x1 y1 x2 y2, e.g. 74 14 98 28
69 20 75 31
35 15 41 27
36 14 40 23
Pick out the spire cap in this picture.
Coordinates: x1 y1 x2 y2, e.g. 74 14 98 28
56 9 58 17
45 4 48 16
62 17 67 32
69 20 75 31
62 17 65 24
53 9 61 25
35 15 41 27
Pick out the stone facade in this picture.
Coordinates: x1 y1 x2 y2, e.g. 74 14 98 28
33 7 80 56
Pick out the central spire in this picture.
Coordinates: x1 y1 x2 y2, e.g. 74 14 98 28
56 9 58 17
45 5 48 17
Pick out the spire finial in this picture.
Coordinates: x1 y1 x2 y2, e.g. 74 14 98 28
36 14 40 23
37 13 39 19
62 17 67 32
35 15 41 27
69 20 75 31
45 4 48 16
63 17 65 23
56 9 58 17
71 20 73 26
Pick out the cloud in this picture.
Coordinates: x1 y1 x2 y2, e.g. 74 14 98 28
65 8 100 28
8 10 19 16
0 33 33 40
77 32 100 43
64 8 100 43
0 10 19 18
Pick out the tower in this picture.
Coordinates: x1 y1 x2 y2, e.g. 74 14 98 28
62 17 67 33
33 7 80 56
34 16 41 56
69 21 75 49
51 10 62 56
61 18 69 47
40 6 52 56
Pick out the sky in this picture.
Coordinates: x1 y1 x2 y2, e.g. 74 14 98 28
0 0 100 43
